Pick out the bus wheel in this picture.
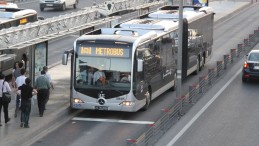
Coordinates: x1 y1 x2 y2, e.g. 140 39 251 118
194 58 200 75
200 56 205 71
142 90 151 111
61 3 66 11
73 0 78 9
171 73 177 91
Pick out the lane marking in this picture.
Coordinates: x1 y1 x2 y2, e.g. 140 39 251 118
166 68 242 146
72 117 154 125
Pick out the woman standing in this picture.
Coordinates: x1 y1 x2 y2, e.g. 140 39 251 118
0 74 11 126
18 78 37 128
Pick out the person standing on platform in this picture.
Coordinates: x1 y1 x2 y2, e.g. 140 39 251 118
13 62 23 116
14 68 26 118
43 66 54 107
18 78 37 128
34 71 50 117
0 74 11 126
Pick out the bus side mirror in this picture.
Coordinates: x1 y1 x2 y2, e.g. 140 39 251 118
137 59 143 72
62 53 68 65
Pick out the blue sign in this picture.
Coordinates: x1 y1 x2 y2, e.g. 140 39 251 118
193 0 209 6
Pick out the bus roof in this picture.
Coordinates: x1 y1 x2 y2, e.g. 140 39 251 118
0 8 37 22
76 27 159 47
148 6 213 21
77 33 138 44
117 19 178 31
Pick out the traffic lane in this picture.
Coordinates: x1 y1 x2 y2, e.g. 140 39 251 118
211 3 259 65
31 119 147 146
48 35 79 65
30 90 178 146
173 62 259 146
17 0 106 18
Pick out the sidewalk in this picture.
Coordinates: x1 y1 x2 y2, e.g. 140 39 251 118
0 61 73 146
0 1 253 146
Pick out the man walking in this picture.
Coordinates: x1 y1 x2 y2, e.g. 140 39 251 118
43 66 54 107
34 71 50 117
0 74 11 126
18 78 37 128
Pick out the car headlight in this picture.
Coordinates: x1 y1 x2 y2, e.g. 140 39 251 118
119 101 135 106
73 98 85 103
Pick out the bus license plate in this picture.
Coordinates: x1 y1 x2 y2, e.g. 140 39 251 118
95 106 108 110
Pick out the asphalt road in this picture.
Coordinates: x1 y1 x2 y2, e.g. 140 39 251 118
23 2 259 146
172 46 259 146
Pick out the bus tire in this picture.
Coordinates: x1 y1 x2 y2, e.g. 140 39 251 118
61 3 66 11
200 56 205 71
142 90 151 111
194 57 200 75
171 73 177 91
73 1 78 9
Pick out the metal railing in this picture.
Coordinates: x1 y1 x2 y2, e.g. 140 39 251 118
0 0 166 49
126 26 259 146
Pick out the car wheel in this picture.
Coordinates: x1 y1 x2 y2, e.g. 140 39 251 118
40 7 44 11
142 90 151 111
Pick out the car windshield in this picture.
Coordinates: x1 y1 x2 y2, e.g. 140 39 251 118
248 52 259 62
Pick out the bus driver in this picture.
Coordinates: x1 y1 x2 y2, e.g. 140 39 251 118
93 65 106 85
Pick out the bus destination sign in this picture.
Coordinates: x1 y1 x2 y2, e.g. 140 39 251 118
79 47 130 58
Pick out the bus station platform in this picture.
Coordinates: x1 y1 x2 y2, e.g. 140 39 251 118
0 1 253 146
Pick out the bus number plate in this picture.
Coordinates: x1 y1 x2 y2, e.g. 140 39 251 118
95 106 108 110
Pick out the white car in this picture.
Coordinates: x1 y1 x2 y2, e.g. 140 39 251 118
0 1 18 9
39 0 78 11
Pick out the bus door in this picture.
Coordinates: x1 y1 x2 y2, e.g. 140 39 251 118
188 29 197 71
160 34 175 85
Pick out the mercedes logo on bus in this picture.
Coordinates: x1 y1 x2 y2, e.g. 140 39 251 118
98 91 106 105
98 99 105 105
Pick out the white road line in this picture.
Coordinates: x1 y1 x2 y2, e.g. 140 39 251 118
166 68 242 146
72 117 154 125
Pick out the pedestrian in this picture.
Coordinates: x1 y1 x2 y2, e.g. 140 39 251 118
0 74 11 126
13 61 24 117
34 71 50 117
12 61 23 86
14 68 27 117
43 66 54 107
18 78 37 128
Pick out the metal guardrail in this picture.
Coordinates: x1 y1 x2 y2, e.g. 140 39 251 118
126 26 259 146
0 0 166 49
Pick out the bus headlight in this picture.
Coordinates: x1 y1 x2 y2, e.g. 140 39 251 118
73 98 85 103
120 101 135 106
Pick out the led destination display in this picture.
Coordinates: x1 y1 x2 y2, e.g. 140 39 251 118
79 47 130 58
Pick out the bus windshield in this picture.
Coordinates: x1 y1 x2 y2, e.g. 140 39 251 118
74 42 133 95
